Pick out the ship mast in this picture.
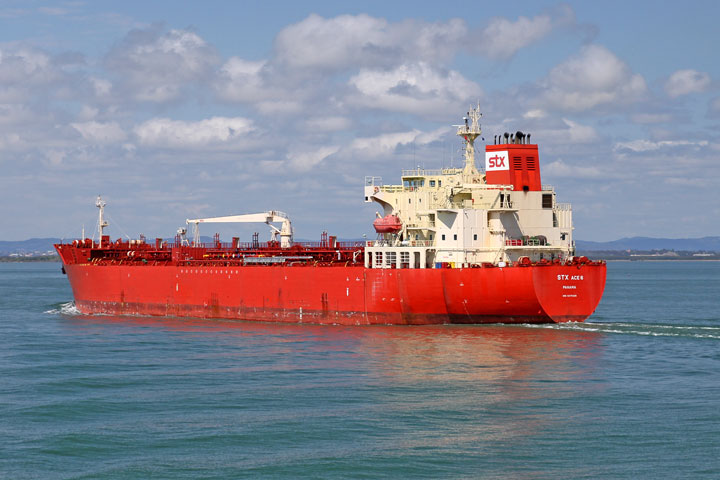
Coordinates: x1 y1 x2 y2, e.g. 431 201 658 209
455 102 482 177
96 195 108 247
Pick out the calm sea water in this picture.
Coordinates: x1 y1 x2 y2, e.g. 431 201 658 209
1 261 719 479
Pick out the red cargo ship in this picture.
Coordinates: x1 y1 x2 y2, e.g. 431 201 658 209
55 105 605 324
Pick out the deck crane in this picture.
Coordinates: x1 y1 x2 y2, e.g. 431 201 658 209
186 211 293 248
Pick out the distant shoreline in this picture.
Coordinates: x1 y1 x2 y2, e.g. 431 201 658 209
0 256 60 263
606 259 720 262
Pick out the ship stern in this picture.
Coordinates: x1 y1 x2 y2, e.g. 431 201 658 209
532 261 607 323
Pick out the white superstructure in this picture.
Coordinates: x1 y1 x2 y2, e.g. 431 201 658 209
363 104 574 269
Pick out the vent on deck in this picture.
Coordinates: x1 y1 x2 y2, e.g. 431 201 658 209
526 156 536 170
513 157 522 169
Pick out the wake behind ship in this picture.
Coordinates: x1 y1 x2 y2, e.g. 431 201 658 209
56 105 606 325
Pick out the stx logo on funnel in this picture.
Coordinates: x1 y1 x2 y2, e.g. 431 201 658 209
485 150 509 171
488 155 505 168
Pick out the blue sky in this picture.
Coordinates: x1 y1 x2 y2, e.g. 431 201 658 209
1 1 719 241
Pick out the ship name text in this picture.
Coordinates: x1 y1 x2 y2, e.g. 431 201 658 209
557 274 584 281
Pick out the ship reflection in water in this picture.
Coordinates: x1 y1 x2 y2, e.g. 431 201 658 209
61 313 605 465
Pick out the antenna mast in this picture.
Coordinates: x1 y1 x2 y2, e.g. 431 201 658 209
455 102 482 177
96 195 108 247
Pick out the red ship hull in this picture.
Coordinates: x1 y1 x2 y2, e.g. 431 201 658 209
60 262 606 325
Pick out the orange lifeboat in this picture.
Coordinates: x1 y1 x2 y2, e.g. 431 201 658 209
373 214 402 234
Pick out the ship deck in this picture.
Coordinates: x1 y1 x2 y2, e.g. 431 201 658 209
56 235 366 267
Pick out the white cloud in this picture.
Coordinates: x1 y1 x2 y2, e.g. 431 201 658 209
105 27 219 102
630 113 673 124
77 105 99 121
535 119 598 144
90 77 112 97
539 45 647 112
44 149 66 167
300 116 352 132
214 56 312 114
255 99 305 116
214 57 268 102
544 159 604 179
0 103 63 153
286 145 340 171
664 69 711 97
0 46 49 72
350 130 420 155
214 11 570 116
523 109 547 119
258 159 284 173
614 139 708 153
274 11 574 71
348 62 482 116
274 14 467 71
71 121 127 144
475 14 554 59
0 103 37 126
664 176 714 187
349 127 447 157
0 132 22 150
0 46 63 102
134 116 255 148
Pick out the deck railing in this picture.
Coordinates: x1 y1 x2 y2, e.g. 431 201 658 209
366 240 433 247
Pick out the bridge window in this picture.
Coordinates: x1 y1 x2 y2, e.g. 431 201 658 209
453 234 457 240
403 179 425 188
441 234 446 240
430 180 436 187
542 194 553 209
